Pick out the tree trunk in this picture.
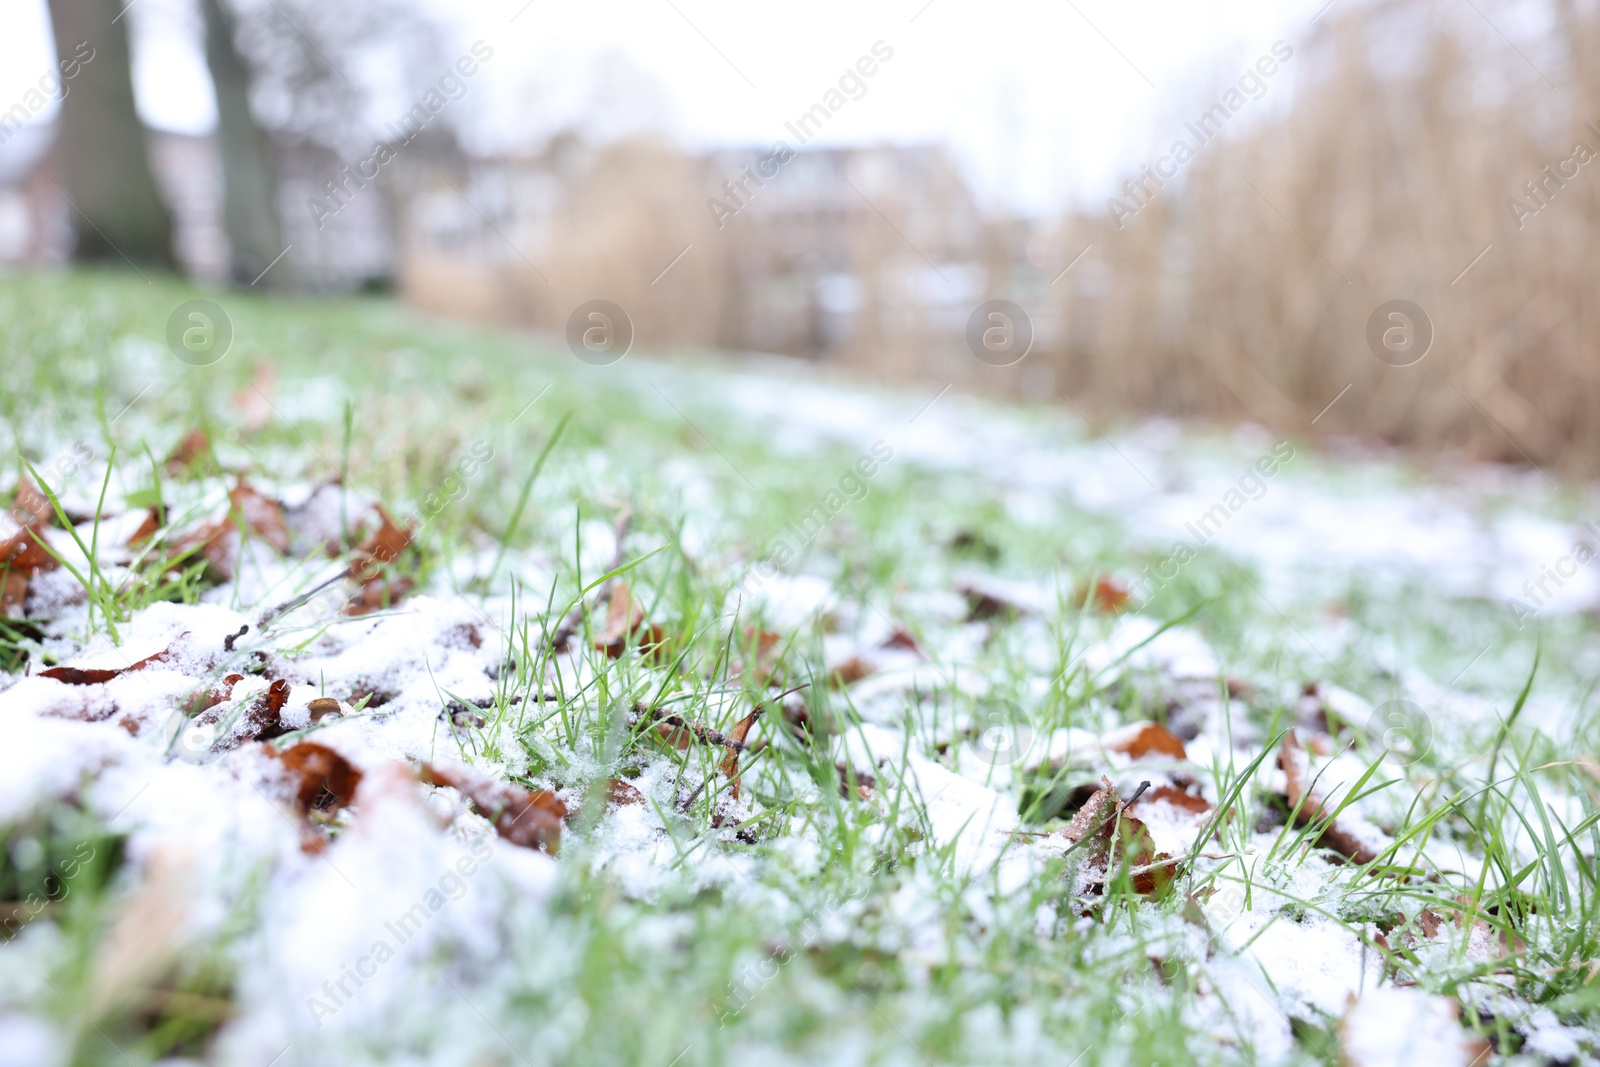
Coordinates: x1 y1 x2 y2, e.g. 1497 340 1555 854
46 0 176 269
202 0 285 286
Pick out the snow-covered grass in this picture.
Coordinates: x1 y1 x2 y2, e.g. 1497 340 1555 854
2 270 1598 1066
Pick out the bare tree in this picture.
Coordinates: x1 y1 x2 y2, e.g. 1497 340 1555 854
202 0 284 286
46 0 175 269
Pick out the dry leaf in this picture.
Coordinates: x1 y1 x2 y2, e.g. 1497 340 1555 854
343 575 415 616
1280 730 1377 864
126 508 161 546
1063 777 1176 896
420 763 567 854
828 655 874 687
1104 721 1188 761
229 481 289 552
270 741 363 815
593 582 666 659
878 627 924 655
307 697 342 722
606 779 644 806
39 642 180 685
1074 575 1132 613
349 505 412 582
718 707 764 799
165 429 213 476
1134 784 1211 816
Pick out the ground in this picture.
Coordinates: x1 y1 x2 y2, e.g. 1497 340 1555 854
0 271 1597 1067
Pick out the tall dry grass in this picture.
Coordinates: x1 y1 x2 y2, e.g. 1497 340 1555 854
1044 0 1600 474
395 0 1600 474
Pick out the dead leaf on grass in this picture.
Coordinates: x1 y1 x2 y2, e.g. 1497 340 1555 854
229 481 289 552
1280 730 1377 865
1103 721 1188 761
270 741 364 815
1074 575 1132 614
593 582 666 659
420 763 567 854
39 640 182 685
1063 777 1178 896
165 429 214 476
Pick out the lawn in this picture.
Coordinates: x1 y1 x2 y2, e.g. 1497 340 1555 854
1 270 1597 1066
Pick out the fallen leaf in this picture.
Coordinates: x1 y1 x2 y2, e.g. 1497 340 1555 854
171 518 238 580
420 763 566 854
343 575 415 616
126 509 161 546
1134 784 1211 816
1280 730 1377 864
606 779 644 806
231 679 292 745
307 697 342 722
270 741 363 815
1104 721 1188 761
718 706 764 800
39 643 180 685
1063 777 1175 895
1 479 59 584
1074 575 1132 613
165 429 213 476
229 481 289 552
879 627 924 655
828 654 874 687
348 505 412 582
593 582 666 659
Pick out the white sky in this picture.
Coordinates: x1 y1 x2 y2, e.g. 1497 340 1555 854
2 0 1327 215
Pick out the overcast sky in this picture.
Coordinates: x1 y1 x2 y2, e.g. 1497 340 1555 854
2 0 1327 215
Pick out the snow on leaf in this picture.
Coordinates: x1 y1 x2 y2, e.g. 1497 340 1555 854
420 763 567 855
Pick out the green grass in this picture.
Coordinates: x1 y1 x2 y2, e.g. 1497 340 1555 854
1 269 1597 1065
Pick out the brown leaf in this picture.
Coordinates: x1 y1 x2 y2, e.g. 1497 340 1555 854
718 707 764 800
1279 730 1377 864
343 575 415 616
270 741 363 815
40 643 180 685
1135 784 1211 816
828 654 874 687
878 627 924 655
1062 776 1121 845
171 518 237 580
348 505 412 582
307 697 342 722
606 779 644 805
593 583 666 659
229 481 289 553
184 673 243 716
164 429 213 476
1063 777 1175 895
1074 575 1132 614
8 478 52 527
126 509 161 546
239 679 292 743
1105 722 1188 761
1 482 58 577
420 763 566 854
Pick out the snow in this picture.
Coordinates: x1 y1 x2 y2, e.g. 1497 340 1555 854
1340 987 1481 1067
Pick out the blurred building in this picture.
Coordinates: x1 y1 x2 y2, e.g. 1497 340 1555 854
0 123 1050 374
